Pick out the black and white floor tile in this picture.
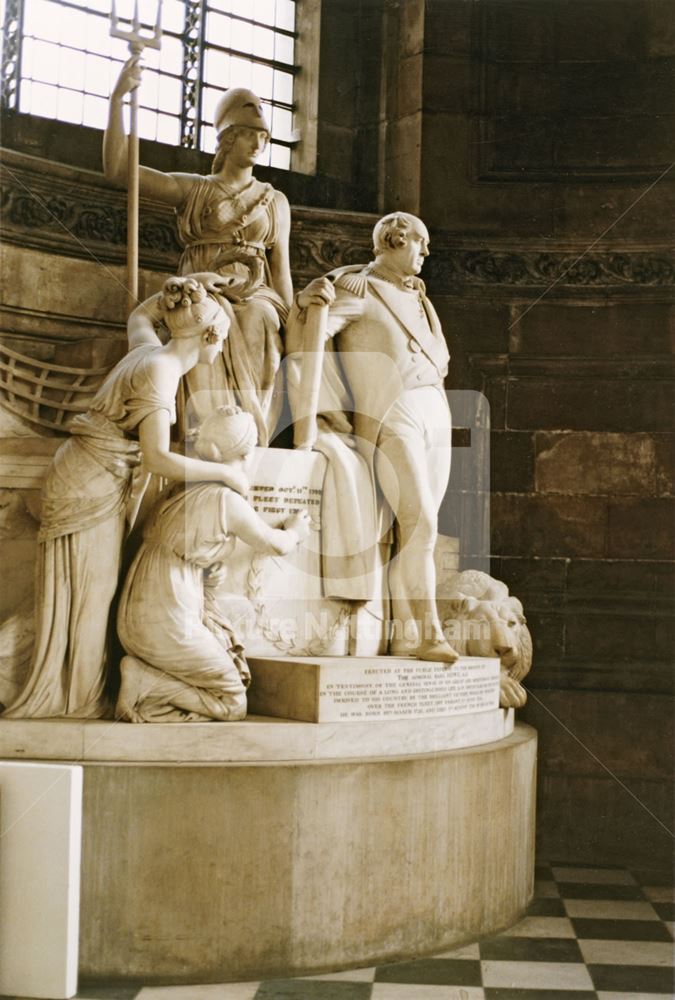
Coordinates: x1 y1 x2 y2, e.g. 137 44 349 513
6 864 674 1000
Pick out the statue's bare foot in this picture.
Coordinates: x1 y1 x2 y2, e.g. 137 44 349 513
115 655 147 723
417 639 460 665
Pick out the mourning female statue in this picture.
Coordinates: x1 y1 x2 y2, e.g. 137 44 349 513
3 277 246 720
104 58 293 445
116 405 311 723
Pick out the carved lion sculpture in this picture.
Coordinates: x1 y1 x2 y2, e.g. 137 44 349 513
438 569 533 709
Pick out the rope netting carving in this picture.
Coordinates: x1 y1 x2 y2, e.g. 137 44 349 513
0 342 111 432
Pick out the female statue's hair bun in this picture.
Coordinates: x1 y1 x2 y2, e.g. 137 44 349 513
161 276 207 310
195 404 258 463
160 276 222 338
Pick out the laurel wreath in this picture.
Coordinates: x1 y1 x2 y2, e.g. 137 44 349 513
245 553 350 655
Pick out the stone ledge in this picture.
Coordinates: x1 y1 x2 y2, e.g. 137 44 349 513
2 148 673 289
0 707 514 764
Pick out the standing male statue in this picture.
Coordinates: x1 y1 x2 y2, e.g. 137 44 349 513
288 212 459 663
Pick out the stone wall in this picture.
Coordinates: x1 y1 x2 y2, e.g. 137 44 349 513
414 0 674 867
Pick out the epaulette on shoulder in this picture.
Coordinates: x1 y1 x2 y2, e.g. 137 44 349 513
329 264 369 298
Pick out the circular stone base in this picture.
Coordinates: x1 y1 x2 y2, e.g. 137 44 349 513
0 707 514 762
0 717 536 982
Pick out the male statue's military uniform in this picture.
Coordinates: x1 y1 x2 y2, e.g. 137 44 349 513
287 256 453 654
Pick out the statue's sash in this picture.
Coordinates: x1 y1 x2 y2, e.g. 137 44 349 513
366 276 450 377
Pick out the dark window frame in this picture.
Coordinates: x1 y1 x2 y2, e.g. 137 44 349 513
1 0 300 167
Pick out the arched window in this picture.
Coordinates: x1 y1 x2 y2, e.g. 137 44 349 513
1 0 302 169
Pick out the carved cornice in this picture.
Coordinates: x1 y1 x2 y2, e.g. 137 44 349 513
0 150 182 271
424 247 675 289
286 207 379 281
1 149 673 290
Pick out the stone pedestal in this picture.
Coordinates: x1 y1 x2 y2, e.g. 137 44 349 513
247 654 500 722
0 717 536 984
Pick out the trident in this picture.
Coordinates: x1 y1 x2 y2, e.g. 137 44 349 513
110 0 162 312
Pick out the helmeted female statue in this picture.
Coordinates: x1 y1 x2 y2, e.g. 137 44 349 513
104 62 293 444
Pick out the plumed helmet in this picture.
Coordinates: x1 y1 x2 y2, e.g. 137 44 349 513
213 88 270 137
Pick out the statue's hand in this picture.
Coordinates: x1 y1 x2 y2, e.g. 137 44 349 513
296 277 335 311
204 562 226 589
220 465 249 496
112 56 143 100
284 509 311 542
197 272 241 298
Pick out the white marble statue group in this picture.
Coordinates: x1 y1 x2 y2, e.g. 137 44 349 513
2 62 530 723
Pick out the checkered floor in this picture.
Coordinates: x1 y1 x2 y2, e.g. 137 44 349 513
6 864 674 1000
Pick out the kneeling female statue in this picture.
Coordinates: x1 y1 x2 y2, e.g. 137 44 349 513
3 277 243 720
104 60 293 444
116 406 311 723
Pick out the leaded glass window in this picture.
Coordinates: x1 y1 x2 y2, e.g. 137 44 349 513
1 0 298 168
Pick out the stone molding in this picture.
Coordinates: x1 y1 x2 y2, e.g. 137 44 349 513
425 247 675 289
1 148 674 288
1 149 182 272
0 710 515 763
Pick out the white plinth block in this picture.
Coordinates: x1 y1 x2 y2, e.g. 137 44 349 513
0 761 82 999
247 655 500 722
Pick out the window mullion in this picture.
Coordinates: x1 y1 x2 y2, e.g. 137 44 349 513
195 0 208 150
180 0 204 149
1 0 24 111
